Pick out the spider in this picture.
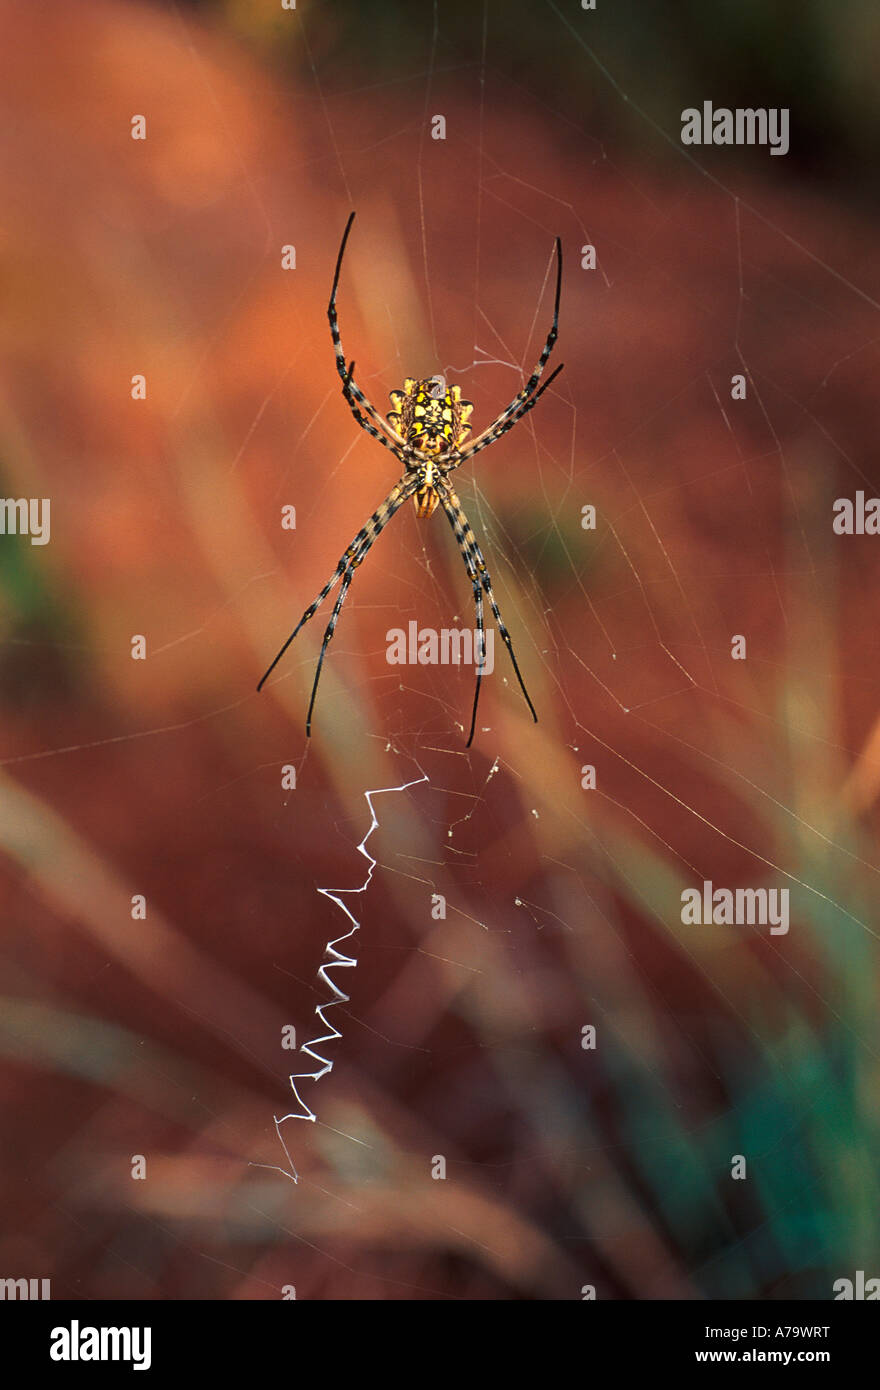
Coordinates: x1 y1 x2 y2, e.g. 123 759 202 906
257 211 564 746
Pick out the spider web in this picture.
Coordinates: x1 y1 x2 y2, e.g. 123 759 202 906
2 0 879 1301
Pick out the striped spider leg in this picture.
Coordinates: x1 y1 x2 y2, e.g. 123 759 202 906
328 212 408 455
445 358 565 473
434 479 487 746
257 474 420 731
436 477 537 746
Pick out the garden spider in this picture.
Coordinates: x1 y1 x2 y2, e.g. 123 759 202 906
257 211 564 746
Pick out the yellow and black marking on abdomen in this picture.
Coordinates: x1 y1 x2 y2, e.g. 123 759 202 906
388 377 474 518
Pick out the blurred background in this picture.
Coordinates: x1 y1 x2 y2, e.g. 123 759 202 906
1 0 879 1299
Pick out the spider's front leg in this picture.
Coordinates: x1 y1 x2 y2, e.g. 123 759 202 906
327 215 409 454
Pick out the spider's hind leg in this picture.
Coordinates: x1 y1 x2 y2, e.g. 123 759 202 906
257 477 417 718
438 482 537 740
440 498 487 746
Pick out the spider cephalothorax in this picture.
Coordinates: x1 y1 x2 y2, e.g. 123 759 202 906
258 212 564 746
388 376 474 517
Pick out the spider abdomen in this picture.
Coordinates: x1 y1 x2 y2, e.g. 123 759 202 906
388 376 473 457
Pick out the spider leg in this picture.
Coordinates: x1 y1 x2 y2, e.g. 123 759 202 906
339 360 406 458
448 361 565 471
451 236 563 462
436 489 487 746
328 213 407 451
437 481 538 731
303 565 356 737
257 476 417 697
